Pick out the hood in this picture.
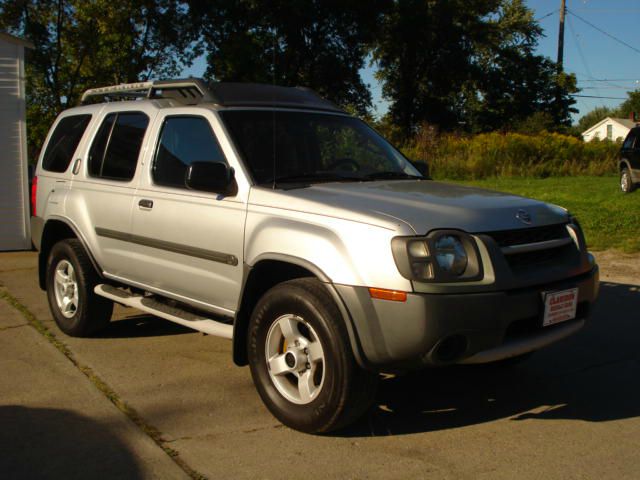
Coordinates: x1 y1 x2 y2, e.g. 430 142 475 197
266 180 569 234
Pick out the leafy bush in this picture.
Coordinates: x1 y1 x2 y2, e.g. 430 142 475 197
402 132 620 180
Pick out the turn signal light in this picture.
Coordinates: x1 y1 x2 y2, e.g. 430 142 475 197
368 287 407 302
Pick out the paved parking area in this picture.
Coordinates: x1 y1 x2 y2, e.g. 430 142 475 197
1 251 639 479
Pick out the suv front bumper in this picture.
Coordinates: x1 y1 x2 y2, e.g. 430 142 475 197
335 265 599 371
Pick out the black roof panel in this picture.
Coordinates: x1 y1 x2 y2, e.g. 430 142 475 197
208 82 342 112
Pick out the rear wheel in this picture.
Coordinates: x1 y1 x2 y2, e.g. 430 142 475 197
621 168 635 193
46 239 113 336
248 278 377 433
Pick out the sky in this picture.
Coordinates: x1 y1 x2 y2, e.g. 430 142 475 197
182 0 640 124
530 0 640 122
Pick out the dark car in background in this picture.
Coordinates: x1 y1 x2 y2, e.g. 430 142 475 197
620 126 640 193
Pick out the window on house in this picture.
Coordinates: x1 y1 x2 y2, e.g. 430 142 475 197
607 124 613 140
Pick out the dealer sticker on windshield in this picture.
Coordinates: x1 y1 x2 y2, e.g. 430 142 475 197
543 288 578 327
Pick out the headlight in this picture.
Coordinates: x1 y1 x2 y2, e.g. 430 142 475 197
391 230 482 283
434 235 468 275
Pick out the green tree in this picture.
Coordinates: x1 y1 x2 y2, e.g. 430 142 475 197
0 0 197 159
372 0 494 137
615 89 640 120
515 112 556 135
372 0 577 138
187 0 388 115
466 0 577 132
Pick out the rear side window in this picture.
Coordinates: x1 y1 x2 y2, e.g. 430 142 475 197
42 115 92 172
623 130 638 150
152 116 227 189
88 112 149 181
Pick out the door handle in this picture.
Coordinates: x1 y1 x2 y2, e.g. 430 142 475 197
72 158 81 175
138 199 153 209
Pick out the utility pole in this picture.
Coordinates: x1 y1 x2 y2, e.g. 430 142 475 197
557 0 566 69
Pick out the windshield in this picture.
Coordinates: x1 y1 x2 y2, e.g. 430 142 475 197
219 110 421 186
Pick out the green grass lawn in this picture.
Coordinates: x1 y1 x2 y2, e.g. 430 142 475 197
447 175 640 253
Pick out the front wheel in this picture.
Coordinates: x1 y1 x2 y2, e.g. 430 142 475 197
621 168 636 193
248 278 377 433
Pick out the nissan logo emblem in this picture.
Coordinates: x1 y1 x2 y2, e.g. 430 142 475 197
516 209 532 225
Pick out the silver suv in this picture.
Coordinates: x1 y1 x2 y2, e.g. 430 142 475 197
31 79 599 433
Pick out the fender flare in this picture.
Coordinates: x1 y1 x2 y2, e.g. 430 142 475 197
232 253 371 370
38 216 104 289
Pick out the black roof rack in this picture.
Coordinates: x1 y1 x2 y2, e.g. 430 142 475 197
80 78 342 112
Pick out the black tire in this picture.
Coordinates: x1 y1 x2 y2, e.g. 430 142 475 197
248 278 377 433
46 239 113 337
620 168 636 193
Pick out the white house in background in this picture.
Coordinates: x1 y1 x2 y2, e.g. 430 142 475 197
0 32 33 251
581 116 637 142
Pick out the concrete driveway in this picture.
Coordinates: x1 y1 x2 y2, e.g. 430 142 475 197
1 251 639 479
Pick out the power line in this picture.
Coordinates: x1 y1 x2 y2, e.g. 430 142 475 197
567 14 602 96
580 86 639 90
573 8 640 13
536 10 557 21
578 79 640 82
572 94 628 100
567 9 640 56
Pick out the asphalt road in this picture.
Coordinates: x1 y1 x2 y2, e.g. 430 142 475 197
1 251 639 479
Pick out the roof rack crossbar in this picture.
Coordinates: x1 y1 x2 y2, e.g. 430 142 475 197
80 79 217 105
80 82 153 104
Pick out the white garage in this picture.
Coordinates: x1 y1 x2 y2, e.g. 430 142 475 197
0 32 33 251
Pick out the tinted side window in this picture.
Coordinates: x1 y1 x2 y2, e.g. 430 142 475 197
88 112 149 181
42 115 92 172
623 131 637 150
153 116 226 189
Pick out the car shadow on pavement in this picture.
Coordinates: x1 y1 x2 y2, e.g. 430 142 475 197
339 282 640 437
95 314 194 339
0 406 143 479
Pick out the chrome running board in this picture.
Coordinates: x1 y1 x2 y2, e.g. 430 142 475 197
94 284 233 339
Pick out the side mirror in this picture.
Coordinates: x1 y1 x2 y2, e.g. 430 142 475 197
185 161 234 194
410 160 430 179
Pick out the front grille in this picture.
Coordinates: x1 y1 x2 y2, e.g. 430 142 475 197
506 243 574 269
482 223 575 272
486 223 570 248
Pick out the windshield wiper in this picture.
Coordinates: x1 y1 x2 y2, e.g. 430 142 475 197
363 171 423 180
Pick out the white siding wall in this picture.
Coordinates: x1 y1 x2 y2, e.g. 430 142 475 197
0 38 30 250
582 121 630 142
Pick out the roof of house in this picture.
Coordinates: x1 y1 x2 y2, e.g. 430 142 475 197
581 117 638 136
0 32 34 49
614 118 638 129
